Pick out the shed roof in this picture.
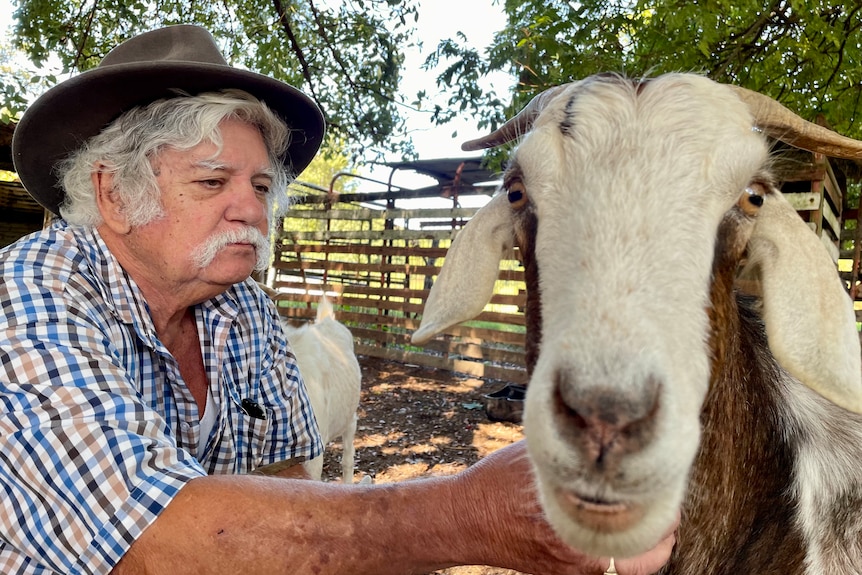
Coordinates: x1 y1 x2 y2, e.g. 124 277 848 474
380 157 499 188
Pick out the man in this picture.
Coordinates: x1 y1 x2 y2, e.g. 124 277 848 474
0 25 676 574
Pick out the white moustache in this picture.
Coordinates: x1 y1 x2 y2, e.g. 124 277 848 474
191 227 272 272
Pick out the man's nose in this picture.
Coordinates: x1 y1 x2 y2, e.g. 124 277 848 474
228 182 268 225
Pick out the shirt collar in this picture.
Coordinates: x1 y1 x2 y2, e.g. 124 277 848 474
69 222 153 335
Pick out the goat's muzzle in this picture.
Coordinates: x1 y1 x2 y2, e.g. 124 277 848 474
552 369 662 469
543 369 662 533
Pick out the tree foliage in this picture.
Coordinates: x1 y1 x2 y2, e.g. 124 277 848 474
7 1 862 163
294 134 360 194
428 0 862 144
5 0 420 160
280 134 361 233
0 41 56 125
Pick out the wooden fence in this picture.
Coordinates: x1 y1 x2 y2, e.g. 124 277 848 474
268 198 530 384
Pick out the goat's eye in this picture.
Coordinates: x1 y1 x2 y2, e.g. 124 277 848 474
738 184 765 216
507 180 528 209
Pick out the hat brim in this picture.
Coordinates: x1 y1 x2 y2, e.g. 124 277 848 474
11 61 325 215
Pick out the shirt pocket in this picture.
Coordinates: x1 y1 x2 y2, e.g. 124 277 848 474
225 394 272 472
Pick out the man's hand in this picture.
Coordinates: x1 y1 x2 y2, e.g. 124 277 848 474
454 440 678 575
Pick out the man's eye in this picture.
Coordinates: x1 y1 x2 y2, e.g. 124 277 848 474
200 179 223 188
254 184 271 194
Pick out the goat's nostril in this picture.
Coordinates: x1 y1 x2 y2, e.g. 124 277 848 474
553 371 662 465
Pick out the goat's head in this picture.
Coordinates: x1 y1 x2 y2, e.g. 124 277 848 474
412 73 862 557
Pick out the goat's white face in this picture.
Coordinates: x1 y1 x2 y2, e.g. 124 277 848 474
511 75 767 555
413 72 862 559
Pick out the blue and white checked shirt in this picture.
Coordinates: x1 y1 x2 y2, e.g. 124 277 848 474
0 220 322 574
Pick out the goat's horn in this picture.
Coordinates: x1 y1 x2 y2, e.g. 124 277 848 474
461 84 571 151
729 85 862 160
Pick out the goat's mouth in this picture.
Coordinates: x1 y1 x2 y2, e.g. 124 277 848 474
554 488 644 533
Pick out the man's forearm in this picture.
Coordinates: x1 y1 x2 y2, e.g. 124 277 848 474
111 472 473 574
111 441 676 575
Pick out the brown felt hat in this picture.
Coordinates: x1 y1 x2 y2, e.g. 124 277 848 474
12 25 325 215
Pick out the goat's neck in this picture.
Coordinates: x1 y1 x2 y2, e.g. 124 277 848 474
667 294 805 573
662 222 806 573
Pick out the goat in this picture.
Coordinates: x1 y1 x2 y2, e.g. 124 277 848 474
412 73 862 573
276 294 363 483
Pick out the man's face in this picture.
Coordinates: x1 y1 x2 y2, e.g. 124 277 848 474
123 118 275 301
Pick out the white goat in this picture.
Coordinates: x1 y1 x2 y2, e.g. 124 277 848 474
280 296 362 483
412 73 862 573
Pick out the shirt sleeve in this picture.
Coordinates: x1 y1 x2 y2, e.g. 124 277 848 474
0 276 206 575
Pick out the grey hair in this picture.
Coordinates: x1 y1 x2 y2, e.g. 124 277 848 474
57 89 294 228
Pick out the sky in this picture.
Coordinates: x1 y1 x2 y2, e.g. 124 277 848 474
392 0 507 158
363 0 509 202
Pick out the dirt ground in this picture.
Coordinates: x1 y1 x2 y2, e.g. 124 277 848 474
320 354 526 575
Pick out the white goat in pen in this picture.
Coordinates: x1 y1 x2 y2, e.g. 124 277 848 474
277 295 362 483
412 73 862 574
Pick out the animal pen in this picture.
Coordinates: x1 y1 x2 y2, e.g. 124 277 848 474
265 150 861 386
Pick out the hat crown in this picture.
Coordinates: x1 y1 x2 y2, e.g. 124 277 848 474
100 25 228 68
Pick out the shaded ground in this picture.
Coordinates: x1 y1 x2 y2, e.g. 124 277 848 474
321 354 526 575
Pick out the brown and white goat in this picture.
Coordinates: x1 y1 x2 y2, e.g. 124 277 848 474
412 73 862 573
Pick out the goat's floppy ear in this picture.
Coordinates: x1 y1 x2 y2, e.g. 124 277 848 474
745 190 862 413
412 193 514 344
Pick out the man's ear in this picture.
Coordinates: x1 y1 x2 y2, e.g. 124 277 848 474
92 166 131 234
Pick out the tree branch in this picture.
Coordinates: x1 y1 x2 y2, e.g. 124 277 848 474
823 4 862 93
712 0 787 82
70 0 100 70
305 0 366 118
304 1 410 115
271 0 319 102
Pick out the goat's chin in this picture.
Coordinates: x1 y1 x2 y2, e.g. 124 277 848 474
531 468 682 557
522 391 692 557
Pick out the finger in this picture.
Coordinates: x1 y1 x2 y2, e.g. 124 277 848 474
613 528 677 575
